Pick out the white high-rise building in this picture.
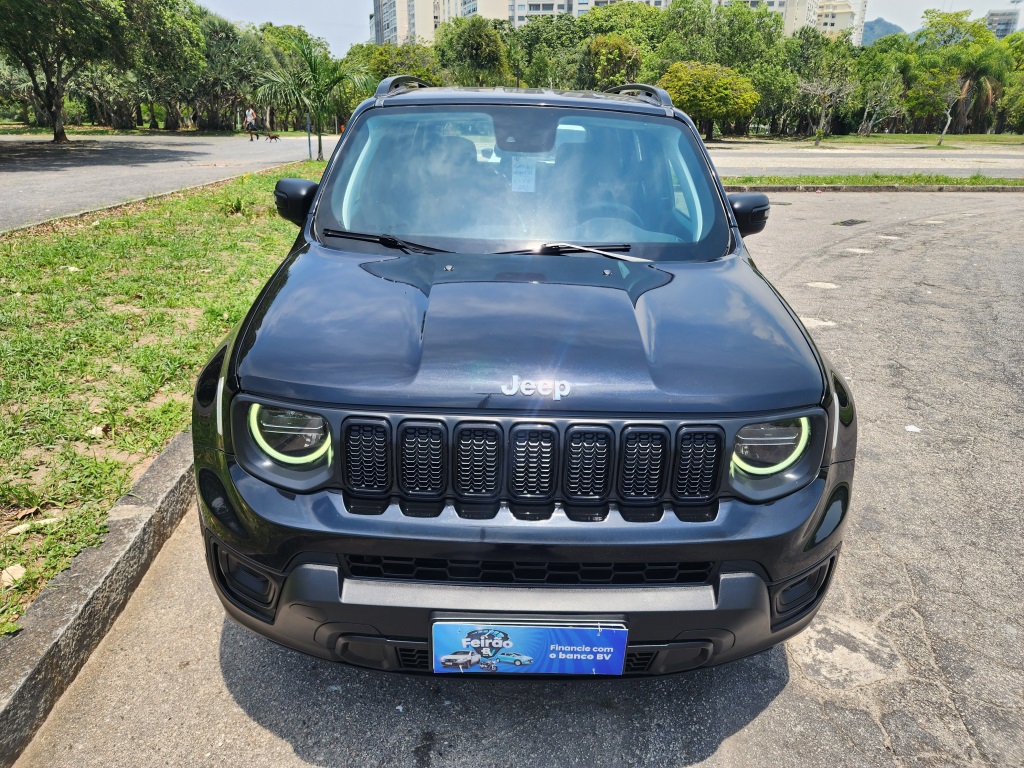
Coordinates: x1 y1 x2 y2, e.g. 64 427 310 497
986 8 1020 39
374 0 441 44
817 0 867 45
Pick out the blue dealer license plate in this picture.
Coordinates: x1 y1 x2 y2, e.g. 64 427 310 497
432 622 628 675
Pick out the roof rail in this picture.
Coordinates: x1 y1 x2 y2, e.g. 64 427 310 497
374 75 433 100
604 84 674 110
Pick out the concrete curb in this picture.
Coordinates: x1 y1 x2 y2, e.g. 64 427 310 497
721 183 1024 192
0 433 195 767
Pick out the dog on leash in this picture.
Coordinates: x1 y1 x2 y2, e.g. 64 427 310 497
265 133 281 142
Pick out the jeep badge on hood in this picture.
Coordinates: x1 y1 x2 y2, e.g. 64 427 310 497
500 375 571 400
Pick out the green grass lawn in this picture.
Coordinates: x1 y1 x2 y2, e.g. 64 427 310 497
821 132 1024 146
716 132 1024 147
721 172 1024 186
0 161 325 634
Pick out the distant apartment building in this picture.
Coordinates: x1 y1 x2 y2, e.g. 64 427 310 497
713 0 819 37
373 0 441 44
986 8 1019 39
817 0 867 45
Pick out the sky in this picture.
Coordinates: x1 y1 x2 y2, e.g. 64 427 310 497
198 0 1017 57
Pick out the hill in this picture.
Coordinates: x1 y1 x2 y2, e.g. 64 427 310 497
863 17 907 46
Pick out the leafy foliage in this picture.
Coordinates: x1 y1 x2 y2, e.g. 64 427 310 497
658 61 759 141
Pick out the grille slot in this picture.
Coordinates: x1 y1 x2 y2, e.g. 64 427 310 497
396 647 429 670
619 428 669 501
509 425 557 500
398 422 446 498
623 651 657 674
344 420 390 495
564 426 613 501
674 429 721 501
454 424 502 499
344 555 715 586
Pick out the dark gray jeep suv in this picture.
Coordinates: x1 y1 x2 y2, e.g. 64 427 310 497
191 78 857 677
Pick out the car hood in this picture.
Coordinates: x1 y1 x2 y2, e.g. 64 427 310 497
234 244 824 414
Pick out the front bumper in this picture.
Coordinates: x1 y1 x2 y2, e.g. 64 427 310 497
196 449 853 676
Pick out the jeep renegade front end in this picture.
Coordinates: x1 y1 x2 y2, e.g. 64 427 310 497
192 79 857 677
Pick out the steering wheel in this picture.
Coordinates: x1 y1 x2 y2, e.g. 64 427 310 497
576 202 644 228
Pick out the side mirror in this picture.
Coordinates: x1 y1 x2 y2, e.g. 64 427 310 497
274 178 319 226
728 193 770 237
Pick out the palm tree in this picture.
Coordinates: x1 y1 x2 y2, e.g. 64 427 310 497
257 36 365 161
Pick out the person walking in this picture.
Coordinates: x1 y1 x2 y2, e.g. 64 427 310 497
244 105 258 141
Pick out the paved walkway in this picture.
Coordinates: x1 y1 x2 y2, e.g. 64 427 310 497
14 193 1024 767
0 133 339 233
706 140 1024 178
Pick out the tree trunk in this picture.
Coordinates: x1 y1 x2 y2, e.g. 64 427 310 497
149 100 159 129
41 73 69 142
136 103 144 126
814 103 829 146
164 101 181 131
938 105 953 146
703 119 713 143
858 102 873 136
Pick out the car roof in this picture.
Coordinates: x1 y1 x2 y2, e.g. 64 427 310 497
377 85 671 117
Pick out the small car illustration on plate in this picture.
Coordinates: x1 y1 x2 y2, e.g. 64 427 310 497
496 652 534 666
439 650 481 668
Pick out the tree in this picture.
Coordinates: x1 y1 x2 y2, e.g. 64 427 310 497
367 42 442 85
658 61 759 141
853 41 913 135
132 0 205 130
577 0 663 53
578 34 641 91
257 33 365 160
1001 71 1024 132
906 66 963 145
0 0 127 142
434 16 509 86
748 59 798 135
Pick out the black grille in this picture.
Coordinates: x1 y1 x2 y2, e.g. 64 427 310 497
398 423 446 497
624 651 657 674
565 427 613 500
454 424 501 499
620 428 669 501
396 647 429 670
339 417 723 518
673 430 722 501
344 420 390 494
509 426 557 500
344 555 715 586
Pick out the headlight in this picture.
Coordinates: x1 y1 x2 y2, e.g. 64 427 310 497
732 417 810 476
248 404 331 466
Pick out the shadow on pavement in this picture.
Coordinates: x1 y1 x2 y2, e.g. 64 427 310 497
219 618 788 767
0 139 208 173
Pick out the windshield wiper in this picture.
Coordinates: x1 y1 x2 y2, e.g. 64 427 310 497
321 229 451 254
495 242 649 263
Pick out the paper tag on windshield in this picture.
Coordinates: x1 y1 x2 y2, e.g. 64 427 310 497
510 157 536 193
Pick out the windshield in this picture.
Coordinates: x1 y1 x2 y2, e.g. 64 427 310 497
316 104 730 261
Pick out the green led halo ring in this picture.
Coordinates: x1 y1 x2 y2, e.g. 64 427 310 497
732 417 810 476
248 404 331 466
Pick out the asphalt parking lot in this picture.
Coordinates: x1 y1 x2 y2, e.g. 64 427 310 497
0 133 338 232
14 192 1024 767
